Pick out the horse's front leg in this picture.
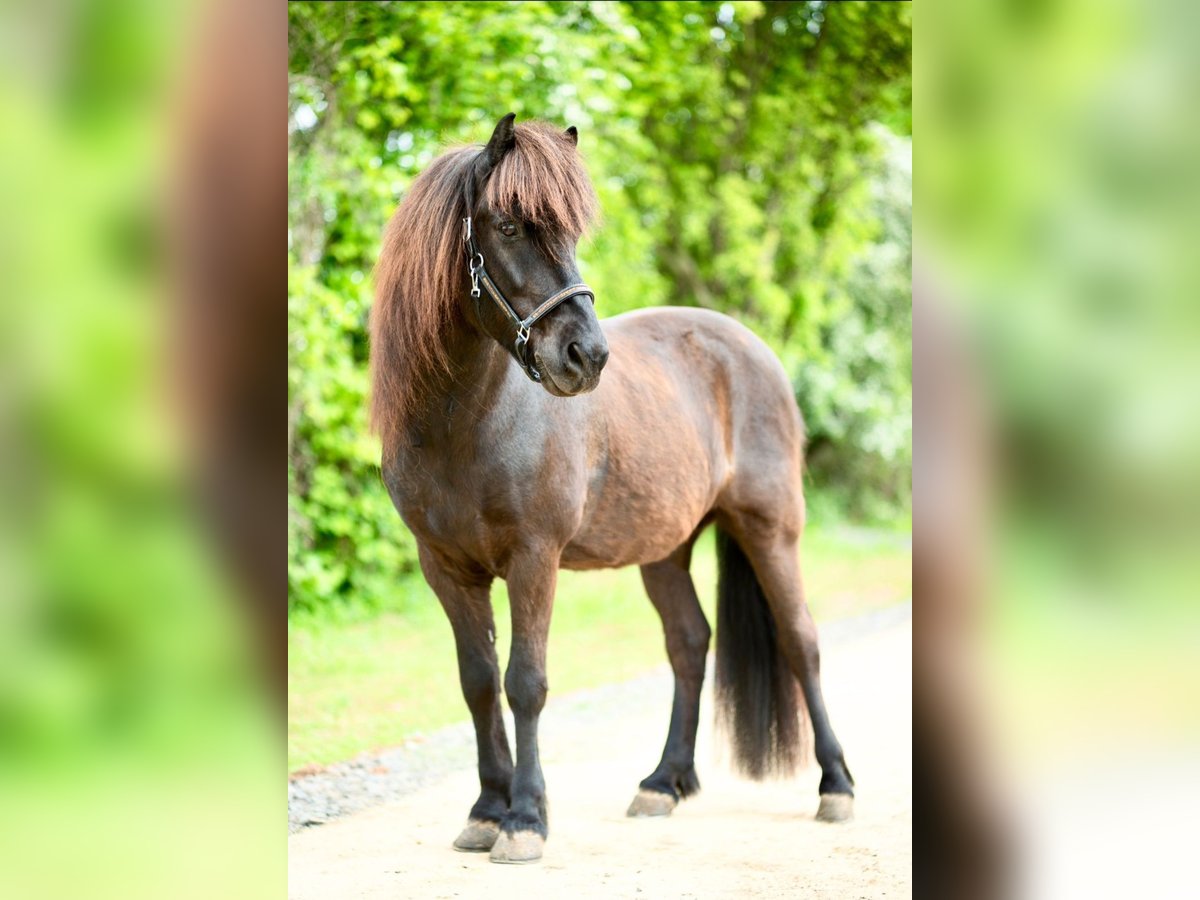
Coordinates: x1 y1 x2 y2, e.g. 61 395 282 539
489 551 557 864
418 547 513 852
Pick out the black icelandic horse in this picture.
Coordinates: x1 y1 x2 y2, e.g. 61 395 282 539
369 114 853 863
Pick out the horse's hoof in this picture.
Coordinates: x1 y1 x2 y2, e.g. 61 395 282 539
453 818 500 852
816 793 854 822
626 788 677 818
488 829 544 864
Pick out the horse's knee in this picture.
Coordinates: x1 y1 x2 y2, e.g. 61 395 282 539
504 663 547 715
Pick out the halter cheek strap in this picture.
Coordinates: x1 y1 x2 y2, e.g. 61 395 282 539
461 186 594 383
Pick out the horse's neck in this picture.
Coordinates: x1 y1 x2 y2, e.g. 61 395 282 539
409 328 516 449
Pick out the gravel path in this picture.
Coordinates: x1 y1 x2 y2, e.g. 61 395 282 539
288 602 912 834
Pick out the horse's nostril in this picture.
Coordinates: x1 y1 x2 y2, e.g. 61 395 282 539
566 339 607 377
567 341 587 371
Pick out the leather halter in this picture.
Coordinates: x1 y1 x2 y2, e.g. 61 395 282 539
461 178 594 383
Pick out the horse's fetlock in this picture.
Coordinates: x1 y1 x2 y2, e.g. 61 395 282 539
676 765 701 798
500 809 548 839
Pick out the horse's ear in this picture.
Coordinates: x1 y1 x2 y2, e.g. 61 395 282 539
564 125 578 146
484 113 517 168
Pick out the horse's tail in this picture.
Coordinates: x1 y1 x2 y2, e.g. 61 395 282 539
714 526 807 779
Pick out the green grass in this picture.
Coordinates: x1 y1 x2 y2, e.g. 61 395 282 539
287 525 911 771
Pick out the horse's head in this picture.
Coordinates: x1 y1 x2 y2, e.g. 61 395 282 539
465 114 608 397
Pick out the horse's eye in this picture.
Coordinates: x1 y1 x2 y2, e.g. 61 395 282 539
500 221 518 237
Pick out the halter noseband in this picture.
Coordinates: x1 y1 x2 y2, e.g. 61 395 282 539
461 181 594 383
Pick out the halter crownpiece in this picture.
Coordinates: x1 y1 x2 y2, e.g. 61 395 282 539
461 189 594 383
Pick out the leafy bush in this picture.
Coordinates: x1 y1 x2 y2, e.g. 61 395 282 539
288 265 417 613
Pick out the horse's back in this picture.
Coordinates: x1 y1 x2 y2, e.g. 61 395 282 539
603 306 804 461
604 307 797 400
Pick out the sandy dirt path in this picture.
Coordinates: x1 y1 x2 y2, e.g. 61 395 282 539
289 612 911 899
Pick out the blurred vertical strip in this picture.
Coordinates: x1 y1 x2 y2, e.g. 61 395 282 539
0 0 280 897
918 0 1200 896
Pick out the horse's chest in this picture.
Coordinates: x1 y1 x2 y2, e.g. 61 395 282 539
393 462 504 539
386 447 545 568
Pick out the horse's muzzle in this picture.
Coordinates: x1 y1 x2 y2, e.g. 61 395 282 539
539 329 608 397
564 333 609 382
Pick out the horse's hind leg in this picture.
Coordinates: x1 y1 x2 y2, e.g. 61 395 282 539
738 528 856 821
628 541 711 817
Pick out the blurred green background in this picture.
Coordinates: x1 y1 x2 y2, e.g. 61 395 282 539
0 0 280 897
287 0 912 619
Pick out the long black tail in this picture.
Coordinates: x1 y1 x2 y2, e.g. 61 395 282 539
714 526 808 779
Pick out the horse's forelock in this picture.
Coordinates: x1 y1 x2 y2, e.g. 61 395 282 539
484 121 598 242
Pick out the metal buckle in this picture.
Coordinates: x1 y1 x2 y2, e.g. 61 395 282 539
461 216 472 244
513 324 540 382
468 252 484 298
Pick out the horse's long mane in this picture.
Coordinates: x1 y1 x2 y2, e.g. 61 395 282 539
369 121 598 448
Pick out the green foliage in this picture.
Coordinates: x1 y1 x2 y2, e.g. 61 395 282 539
288 1 911 613
287 264 417 612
